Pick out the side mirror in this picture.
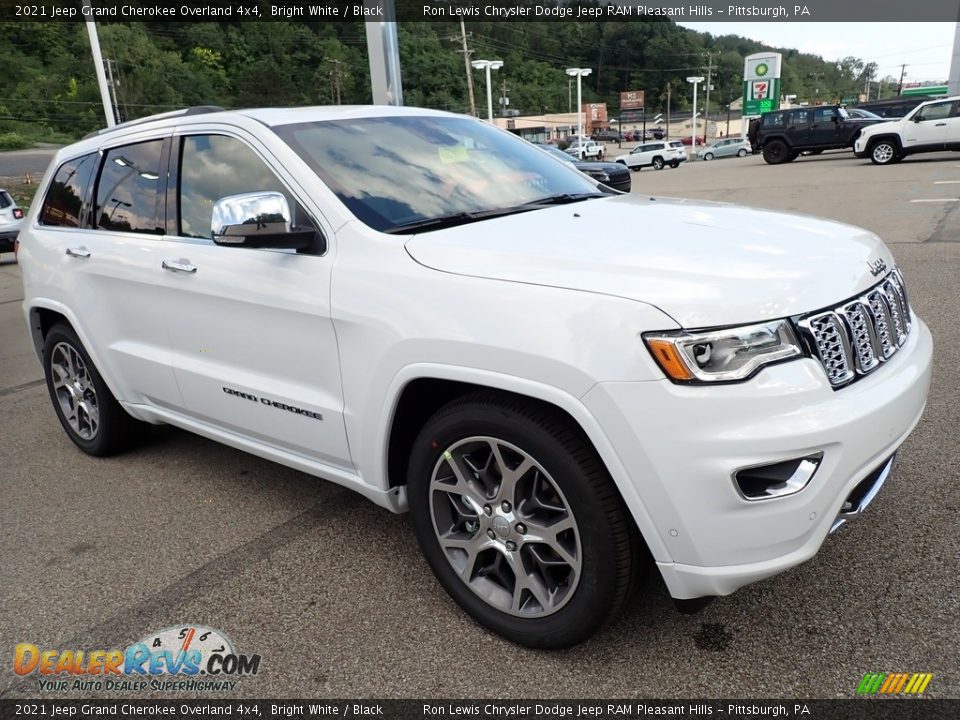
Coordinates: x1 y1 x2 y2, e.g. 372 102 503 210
912 115 922 123
211 192 315 250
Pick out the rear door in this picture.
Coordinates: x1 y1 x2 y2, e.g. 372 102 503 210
785 109 812 147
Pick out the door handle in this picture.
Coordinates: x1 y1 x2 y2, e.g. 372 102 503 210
936 123 947 126
65 247 91 259
161 259 197 274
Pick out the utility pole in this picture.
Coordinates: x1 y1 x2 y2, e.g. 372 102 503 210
449 20 477 117
702 51 715 144
898 64 907 94
104 58 121 124
666 84 671 140
82 0 115 127
327 58 344 104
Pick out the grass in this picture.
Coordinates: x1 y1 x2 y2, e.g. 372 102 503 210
0 132 33 151
4 182 40 212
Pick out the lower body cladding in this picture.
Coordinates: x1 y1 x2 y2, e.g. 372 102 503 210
582 317 932 600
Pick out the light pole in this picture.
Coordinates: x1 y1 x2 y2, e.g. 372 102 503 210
687 76 704 153
566 68 592 141
472 59 503 123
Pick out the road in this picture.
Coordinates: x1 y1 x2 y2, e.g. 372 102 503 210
0 146 59 183
0 150 958 699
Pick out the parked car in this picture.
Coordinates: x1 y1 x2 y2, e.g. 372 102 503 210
590 130 622 143
748 105 884 164
565 139 605 160
614 140 686 170
855 95 960 165
679 135 705 146
844 108 884 120
0 189 25 255
535 143 631 192
697 137 751 161
17 105 932 649
855 96 930 119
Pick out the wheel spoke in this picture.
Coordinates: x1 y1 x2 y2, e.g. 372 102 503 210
432 453 488 513
51 361 70 388
505 552 550 612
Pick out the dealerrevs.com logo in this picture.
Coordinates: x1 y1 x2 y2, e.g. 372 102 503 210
856 672 934 695
14 625 261 693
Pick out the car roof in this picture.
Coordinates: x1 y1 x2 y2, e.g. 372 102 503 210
57 104 464 163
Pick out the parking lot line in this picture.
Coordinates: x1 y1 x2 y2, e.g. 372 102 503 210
933 181 960 185
909 198 959 203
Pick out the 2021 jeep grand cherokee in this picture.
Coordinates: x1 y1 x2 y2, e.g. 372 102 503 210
18 106 932 648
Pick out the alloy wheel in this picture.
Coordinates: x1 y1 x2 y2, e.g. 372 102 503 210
872 143 895 164
428 436 581 618
50 342 99 440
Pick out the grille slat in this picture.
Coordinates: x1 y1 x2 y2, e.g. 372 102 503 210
799 270 912 389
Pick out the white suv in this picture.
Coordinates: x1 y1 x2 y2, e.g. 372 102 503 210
614 140 686 170
564 138 604 160
18 106 932 648
855 95 960 165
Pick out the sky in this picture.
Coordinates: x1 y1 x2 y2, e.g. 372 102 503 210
679 23 957 84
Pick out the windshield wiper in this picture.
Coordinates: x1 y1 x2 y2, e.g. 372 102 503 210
385 192 610 234
385 206 537 234
518 191 612 207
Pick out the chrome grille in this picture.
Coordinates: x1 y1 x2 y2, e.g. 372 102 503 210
798 270 913 388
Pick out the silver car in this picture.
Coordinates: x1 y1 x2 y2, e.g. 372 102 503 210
0 189 24 255
697 137 751 161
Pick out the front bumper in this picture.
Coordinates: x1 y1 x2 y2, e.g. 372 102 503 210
581 317 933 599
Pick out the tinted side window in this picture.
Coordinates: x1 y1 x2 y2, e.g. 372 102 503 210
813 108 835 123
763 113 784 127
0 192 11 209
95 141 164 234
40 153 98 228
916 101 954 122
789 110 810 126
178 135 299 240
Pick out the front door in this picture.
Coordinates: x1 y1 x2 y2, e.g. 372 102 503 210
157 131 351 470
903 100 955 151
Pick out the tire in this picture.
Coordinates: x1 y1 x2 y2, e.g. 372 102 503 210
42 323 148 456
870 139 899 165
616 160 627 166
737 149 748 157
669 161 679 168
652 157 665 170
762 139 790 165
407 392 644 649
703 152 714 161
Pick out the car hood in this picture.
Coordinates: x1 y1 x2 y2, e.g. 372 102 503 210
574 160 629 173
404 195 895 328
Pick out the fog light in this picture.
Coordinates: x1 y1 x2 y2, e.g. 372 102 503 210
734 453 823 501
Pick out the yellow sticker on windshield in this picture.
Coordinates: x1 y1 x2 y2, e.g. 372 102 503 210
438 146 470 164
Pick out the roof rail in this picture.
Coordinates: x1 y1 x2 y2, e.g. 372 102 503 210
82 106 227 139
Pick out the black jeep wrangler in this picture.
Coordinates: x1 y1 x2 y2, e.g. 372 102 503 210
748 105 885 164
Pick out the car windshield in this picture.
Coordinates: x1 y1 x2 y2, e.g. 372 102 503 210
274 115 604 233
851 108 882 119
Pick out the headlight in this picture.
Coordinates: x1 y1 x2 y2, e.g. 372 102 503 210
594 172 611 182
644 319 802 383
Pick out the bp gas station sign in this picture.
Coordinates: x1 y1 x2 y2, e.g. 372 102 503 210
743 53 782 116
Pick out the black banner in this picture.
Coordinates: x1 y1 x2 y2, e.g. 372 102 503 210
3 0 960 22
0 700 958 720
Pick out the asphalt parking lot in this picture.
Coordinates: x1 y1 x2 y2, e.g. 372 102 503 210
1 149 958 700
